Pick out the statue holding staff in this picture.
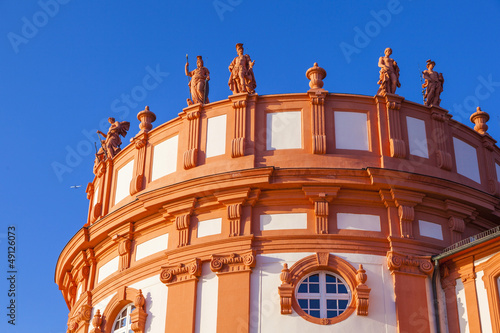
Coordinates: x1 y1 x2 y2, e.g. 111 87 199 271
377 47 400 95
185 55 210 106
422 59 444 107
228 43 256 94
96 117 130 159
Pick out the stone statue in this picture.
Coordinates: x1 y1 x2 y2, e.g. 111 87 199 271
377 47 400 95
422 59 444 107
228 43 256 94
185 55 210 106
96 117 130 160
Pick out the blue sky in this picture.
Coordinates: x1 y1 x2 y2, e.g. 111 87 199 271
0 0 499 332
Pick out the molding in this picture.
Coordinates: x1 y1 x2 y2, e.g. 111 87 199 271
160 258 202 285
210 250 256 274
387 251 434 276
278 252 370 324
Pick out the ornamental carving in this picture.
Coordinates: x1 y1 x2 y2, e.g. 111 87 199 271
89 310 102 333
387 251 433 276
278 253 370 324
278 263 293 315
67 304 92 333
175 214 191 247
130 290 148 333
160 258 202 285
210 251 256 274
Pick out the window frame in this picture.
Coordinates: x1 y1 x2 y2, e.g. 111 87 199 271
112 303 136 333
295 271 352 319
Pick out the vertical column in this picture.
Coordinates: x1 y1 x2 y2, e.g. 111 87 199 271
210 251 256 333
303 186 340 234
430 109 453 171
229 94 248 158
85 248 97 292
87 163 106 224
384 94 406 158
482 138 498 194
101 158 114 216
130 106 156 195
458 260 482 332
387 251 434 333
379 189 400 237
183 104 202 169
306 63 328 154
161 259 202 333
390 189 425 238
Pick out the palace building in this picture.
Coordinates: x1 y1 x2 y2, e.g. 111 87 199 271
55 59 500 332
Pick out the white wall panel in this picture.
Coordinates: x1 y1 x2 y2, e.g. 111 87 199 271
407 116 429 158
195 263 218 333
250 253 396 333
135 233 169 261
334 111 369 150
266 112 302 150
260 213 307 231
456 278 469 333
337 213 381 232
206 115 227 158
475 271 493 333
151 135 178 181
91 293 116 327
97 256 119 284
129 276 168 333
418 220 443 240
197 218 222 238
114 160 134 204
496 163 500 182
453 138 481 183
93 184 99 206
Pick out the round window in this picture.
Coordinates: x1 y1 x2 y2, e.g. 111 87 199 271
295 271 351 319
113 303 136 333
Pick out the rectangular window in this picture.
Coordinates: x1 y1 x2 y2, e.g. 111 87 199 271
266 111 302 150
206 115 227 158
407 117 429 158
135 233 169 261
114 160 134 205
337 213 381 232
197 218 222 238
334 111 369 150
453 137 481 183
418 220 443 240
260 213 307 231
151 135 178 181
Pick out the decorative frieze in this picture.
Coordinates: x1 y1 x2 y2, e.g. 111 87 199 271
210 250 256 274
387 251 433 276
160 258 202 285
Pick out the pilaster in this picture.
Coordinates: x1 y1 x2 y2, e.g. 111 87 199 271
387 251 433 333
430 107 453 170
302 186 340 234
229 93 249 158
384 93 406 158
390 188 425 238
182 104 202 169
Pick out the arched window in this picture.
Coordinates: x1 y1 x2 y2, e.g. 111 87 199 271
113 303 136 333
296 271 351 319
